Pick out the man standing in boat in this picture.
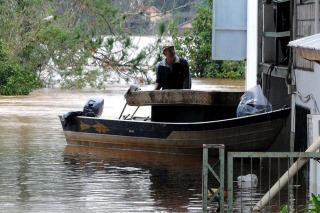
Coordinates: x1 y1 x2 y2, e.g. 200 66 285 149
154 43 191 90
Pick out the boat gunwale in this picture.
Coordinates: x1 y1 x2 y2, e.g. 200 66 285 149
59 107 290 126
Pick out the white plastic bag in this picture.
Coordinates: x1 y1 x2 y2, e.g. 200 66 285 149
236 85 272 117
237 174 258 188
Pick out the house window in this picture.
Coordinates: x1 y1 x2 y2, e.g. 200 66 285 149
261 1 290 66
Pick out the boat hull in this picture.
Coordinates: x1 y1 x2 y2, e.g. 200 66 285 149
59 108 290 154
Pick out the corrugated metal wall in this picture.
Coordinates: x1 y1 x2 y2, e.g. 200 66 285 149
295 1 316 70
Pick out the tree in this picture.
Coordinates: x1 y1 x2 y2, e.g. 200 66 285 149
0 0 165 94
2 0 222 95
0 40 41 95
169 0 245 79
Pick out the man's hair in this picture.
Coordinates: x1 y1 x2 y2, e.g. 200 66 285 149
163 46 174 54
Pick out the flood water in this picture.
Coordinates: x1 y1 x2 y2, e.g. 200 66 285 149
0 79 247 212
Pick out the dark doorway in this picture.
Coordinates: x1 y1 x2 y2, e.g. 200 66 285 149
295 105 310 152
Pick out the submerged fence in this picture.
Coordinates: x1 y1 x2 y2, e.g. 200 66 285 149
202 145 320 212
202 144 225 212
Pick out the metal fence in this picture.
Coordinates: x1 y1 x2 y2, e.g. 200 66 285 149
202 144 225 213
202 145 320 212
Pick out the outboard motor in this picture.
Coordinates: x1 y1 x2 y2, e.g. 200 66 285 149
62 97 104 127
83 97 104 117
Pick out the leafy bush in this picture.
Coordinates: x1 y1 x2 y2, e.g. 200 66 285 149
1 0 163 91
309 194 320 213
0 63 41 96
278 194 320 213
0 41 41 95
279 205 288 213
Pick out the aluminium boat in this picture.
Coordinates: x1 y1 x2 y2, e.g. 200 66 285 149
59 90 290 154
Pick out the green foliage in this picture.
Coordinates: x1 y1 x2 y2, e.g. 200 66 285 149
169 0 244 79
278 194 320 213
0 0 165 92
309 194 320 212
1 0 216 93
158 22 166 36
0 62 41 95
279 205 288 213
219 61 246 79
0 41 41 95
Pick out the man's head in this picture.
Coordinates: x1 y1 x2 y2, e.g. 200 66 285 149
162 44 176 65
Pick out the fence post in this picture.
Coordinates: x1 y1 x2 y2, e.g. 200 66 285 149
219 146 225 212
202 146 208 212
202 144 225 212
227 153 234 213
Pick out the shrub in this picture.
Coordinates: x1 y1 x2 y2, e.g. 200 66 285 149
0 41 41 95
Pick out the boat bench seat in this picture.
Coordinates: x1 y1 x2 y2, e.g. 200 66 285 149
126 90 243 106
126 90 243 122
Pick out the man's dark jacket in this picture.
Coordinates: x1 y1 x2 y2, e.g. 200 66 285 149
156 56 191 89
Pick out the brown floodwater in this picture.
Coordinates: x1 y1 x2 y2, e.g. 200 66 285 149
0 79 249 212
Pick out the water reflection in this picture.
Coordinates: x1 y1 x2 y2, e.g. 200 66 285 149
63 146 203 212
17 126 31 203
